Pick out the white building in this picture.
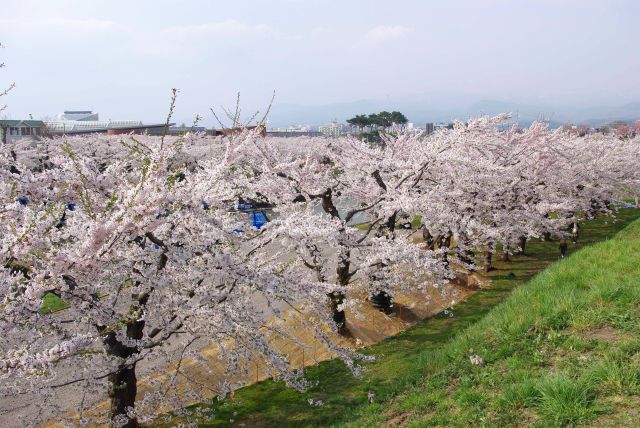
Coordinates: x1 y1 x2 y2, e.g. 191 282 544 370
318 121 343 137
45 110 144 134
270 125 311 133
45 119 143 133
57 110 100 121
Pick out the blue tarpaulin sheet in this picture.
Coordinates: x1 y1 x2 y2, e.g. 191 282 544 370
251 211 267 229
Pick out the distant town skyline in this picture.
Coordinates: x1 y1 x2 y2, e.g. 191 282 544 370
2 0 640 127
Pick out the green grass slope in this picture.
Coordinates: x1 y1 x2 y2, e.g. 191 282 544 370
344 216 640 427
169 209 639 428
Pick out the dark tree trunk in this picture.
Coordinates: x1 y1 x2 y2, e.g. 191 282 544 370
483 249 494 272
518 236 527 255
317 189 350 335
456 233 475 270
320 189 339 219
328 291 346 334
101 319 145 427
370 291 393 314
368 212 397 317
459 249 475 270
331 247 352 335
336 249 351 287
386 211 396 233
542 213 552 241
108 364 139 428
439 231 452 268
440 231 452 249
501 250 510 262
422 227 435 250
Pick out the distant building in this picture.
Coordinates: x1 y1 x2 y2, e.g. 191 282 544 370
425 122 454 135
270 125 311 133
206 125 267 137
434 122 454 131
44 110 169 135
318 121 343 137
158 125 267 137
267 131 322 138
165 125 207 136
268 125 320 137
57 110 100 121
0 119 45 144
425 123 434 135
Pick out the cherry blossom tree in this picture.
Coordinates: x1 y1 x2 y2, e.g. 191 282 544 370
411 115 640 270
220 130 459 330
416 117 577 268
0 131 366 427
327 129 458 309
614 121 640 139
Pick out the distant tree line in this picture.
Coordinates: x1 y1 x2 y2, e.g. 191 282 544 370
346 111 409 144
347 111 408 133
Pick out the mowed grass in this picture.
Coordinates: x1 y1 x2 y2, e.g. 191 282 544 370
162 209 640 427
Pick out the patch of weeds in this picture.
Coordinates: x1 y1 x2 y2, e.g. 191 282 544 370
607 311 636 330
398 389 445 413
454 386 486 407
586 356 640 395
497 379 540 410
535 375 598 426
561 333 594 353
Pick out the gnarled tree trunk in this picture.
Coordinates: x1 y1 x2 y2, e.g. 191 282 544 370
317 189 351 335
368 213 397 315
328 291 346 334
101 318 145 427
439 231 452 268
422 227 435 250
501 245 510 262
108 363 138 428
456 232 475 270
330 246 352 335
483 247 494 272
518 235 527 255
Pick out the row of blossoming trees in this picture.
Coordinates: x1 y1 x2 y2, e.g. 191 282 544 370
1 115 639 426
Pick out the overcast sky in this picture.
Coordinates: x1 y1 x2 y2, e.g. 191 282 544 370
1 0 639 125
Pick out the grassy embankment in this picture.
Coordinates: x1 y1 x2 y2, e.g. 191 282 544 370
168 208 640 427
343 211 640 427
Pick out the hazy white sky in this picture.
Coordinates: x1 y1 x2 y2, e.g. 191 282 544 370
1 0 639 125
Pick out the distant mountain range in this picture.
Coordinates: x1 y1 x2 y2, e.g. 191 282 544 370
267 97 640 129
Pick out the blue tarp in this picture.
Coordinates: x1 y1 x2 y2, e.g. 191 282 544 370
231 203 267 231
251 211 267 229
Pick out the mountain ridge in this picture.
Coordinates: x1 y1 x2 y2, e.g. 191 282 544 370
267 97 640 129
